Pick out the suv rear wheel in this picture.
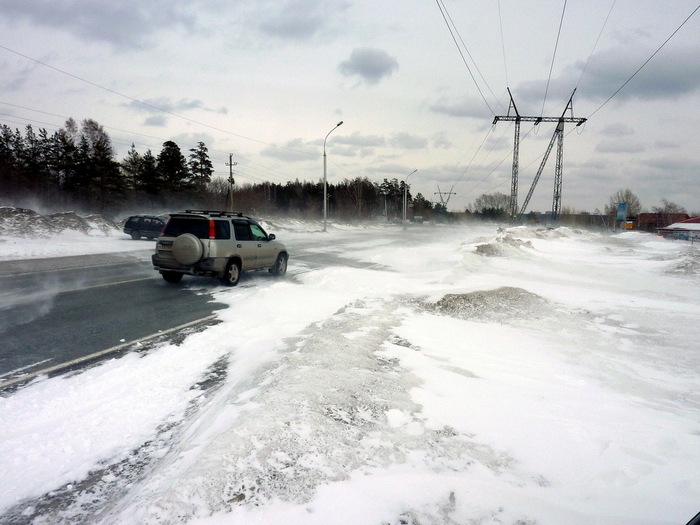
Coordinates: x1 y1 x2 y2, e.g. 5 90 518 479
221 260 241 286
161 271 183 283
131 231 141 240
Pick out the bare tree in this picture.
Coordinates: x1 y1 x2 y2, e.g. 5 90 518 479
472 192 510 215
605 189 642 217
652 199 686 215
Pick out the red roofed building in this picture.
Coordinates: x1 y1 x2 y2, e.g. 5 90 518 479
657 217 700 241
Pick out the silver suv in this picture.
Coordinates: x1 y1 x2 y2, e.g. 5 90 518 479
152 210 288 286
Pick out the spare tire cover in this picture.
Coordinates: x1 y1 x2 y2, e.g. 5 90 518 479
172 233 203 265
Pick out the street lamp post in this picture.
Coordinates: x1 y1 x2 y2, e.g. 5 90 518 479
323 121 343 232
403 169 417 228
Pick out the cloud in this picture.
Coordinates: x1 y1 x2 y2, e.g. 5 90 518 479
513 45 700 110
653 139 679 149
645 155 699 171
429 96 492 120
126 98 227 117
144 115 167 127
389 133 428 150
331 132 386 156
334 132 386 148
578 46 700 101
432 133 453 149
484 136 510 151
258 0 349 41
171 132 217 150
260 138 316 162
595 140 645 153
0 0 197 49
0 58 42 92
338 48 398 86
363 163 417 178
600 123 635 137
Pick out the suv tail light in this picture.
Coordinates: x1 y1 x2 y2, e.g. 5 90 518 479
209 219 216 239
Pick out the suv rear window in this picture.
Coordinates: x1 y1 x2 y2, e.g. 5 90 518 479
164 217 230 239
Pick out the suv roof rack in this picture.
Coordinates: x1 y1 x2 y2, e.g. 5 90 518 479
182 210 247 218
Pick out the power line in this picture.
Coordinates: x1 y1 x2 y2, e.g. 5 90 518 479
452 126 497 187
440 1 504 113
497 0 509 88
575 0 617 90
434 0 495 116
587 3 700 119
540 0 568 117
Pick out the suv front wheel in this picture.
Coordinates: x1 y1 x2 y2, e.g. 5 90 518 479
221 259 241 286
270 253 288 276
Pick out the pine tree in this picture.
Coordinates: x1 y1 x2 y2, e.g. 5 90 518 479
188 141 213 193
120 144 142 192
136 149 161 197
51 124 78 192
157 141 190 190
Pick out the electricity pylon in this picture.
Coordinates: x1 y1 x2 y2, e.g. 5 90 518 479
493 89 586 222
435 185 456 208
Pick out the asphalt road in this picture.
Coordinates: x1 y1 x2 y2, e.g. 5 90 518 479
0 226 425 390
0 250 227 388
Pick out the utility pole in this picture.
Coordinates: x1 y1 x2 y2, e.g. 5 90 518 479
226 153 237 212
493 89 586 223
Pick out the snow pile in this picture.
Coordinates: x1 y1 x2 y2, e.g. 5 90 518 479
474 231 534 257
664 246 700 275
0 206 119 238
0 206 59 237
429 286 552 322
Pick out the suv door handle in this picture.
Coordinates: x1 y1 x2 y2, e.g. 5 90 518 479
237 244 242 248
257 243 262 247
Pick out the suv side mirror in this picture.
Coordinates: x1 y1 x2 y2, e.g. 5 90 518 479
268 233 276 240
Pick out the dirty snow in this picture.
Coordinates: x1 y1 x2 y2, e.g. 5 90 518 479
0 213 699 525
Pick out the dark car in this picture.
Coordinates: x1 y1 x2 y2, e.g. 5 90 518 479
123 215 165 240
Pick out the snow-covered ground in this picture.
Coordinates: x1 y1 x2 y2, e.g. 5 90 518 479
1 219 699 525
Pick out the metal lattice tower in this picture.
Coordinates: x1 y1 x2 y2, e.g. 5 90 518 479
493 89 586 222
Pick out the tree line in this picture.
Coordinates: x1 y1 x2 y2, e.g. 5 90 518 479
0 118 216 214
3 118 692 224
0 118 440 221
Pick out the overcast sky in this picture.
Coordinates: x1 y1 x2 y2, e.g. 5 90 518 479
1 0 699 214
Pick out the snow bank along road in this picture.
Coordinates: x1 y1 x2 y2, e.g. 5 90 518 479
0 223 699 525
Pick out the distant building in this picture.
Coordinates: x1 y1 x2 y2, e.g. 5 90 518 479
657 217 700 241
637 212 690 232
